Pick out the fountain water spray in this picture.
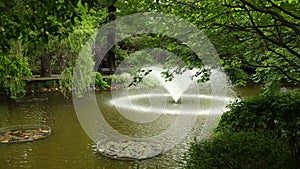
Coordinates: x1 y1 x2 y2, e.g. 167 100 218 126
72 12 235 160
143 67 194 103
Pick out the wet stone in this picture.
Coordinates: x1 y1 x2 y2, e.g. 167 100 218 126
0 125 51 144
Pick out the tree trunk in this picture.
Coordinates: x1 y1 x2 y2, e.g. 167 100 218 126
94 1 117 73
107 1 116 70
40 54 51 77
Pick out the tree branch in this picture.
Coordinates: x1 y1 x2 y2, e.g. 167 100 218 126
169 0 204 10
265 43 300 69
240 0 300 35
214 23 283 30
266 0 300 20
245 61 300 83
243 4 300 59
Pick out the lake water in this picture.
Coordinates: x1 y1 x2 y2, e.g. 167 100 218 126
0 87 259 169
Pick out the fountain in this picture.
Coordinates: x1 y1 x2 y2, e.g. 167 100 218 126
72 48 234 160
100 65 234 160
71 13 236 161
142 67 195 103
110 65 234 116
100 47 235 159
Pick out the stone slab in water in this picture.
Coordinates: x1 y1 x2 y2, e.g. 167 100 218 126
0 124 51 144
97 139 163 160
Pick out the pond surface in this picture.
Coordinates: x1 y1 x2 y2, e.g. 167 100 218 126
0 87 258 169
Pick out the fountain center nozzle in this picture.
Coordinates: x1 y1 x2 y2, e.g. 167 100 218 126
168 99 182 104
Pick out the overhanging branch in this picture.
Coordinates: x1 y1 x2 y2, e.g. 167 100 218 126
240 0 300 35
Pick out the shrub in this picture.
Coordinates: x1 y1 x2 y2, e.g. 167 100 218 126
119 72 131 83
0 54 31 98
94 72 109 89
59 67 73 97
183 132 293 169
216 89 300 164
104 74 121 85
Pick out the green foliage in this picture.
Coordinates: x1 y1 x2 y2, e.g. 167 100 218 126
117 37 207 86
0 0 80 54
0 53 31 98
216 89 300 162
59 67 73 97
94 72 109 89
160 0 300 88
56 1 107 97
119 72 132 83
116 0 159 15
29 0 105 74
60 70 110 97
1 0 299 97
66 1 106 56
105 74 121 85
71 42 95 97
115 0 300 89
183 132 294 169
118 72 158 88
129 68 153 87
0 0 105 98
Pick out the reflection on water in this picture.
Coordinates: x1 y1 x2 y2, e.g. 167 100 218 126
0 87 255 169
